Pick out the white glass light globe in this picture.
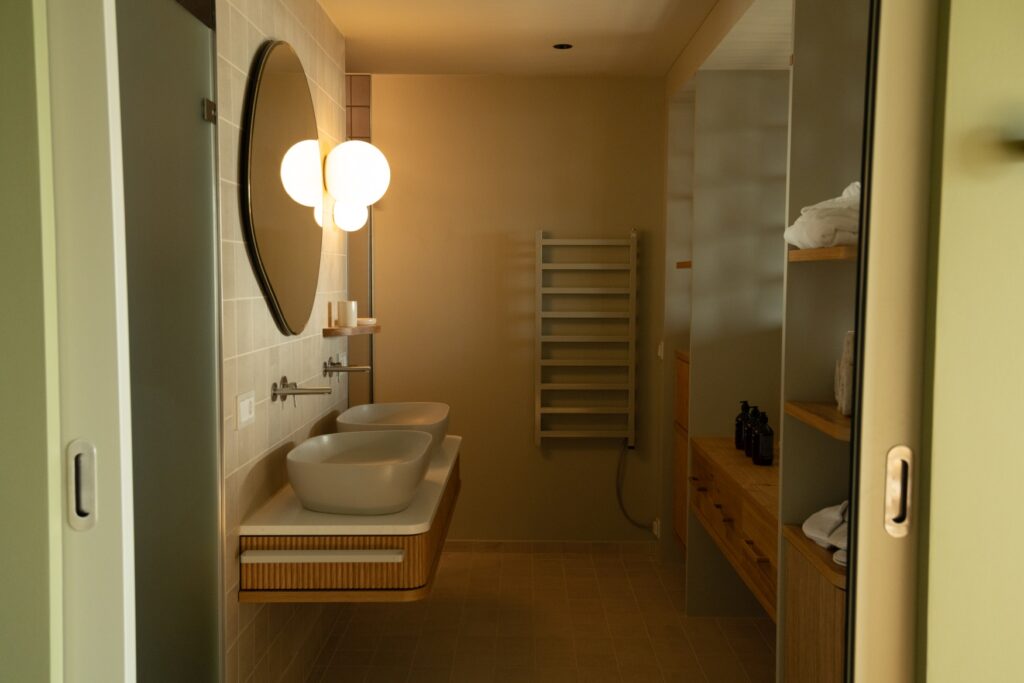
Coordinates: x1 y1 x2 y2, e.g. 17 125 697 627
279 139 323 207
312 198 324 227
324 140 391 206
333 201 368 232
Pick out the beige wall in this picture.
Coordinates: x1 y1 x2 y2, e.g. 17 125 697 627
925 1 1024 679
685 69 789 616
215 0 349 680
371 75 667 542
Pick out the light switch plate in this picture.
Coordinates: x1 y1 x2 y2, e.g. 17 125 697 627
237 391 256 428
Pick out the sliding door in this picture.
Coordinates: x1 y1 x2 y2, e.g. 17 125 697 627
848 1 940 681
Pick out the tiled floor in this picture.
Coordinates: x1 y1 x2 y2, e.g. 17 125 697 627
309 542 775 682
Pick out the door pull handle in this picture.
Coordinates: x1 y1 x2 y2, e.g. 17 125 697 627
884 445 912 538
66 439 97 531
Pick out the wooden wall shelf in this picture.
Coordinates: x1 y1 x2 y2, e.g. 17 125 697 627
787 246 857 263
783 524 846 590
785 401 851 441
323 324 380 337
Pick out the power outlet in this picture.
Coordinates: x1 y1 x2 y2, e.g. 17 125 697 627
652 517 662 539
237 391 255 428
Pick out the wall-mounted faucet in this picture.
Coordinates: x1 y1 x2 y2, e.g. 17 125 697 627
271 376 332 405
323 357 372 379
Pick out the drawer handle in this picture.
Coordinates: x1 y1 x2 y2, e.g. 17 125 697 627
240 549 405 565
696 486 708 492
743 539 769 564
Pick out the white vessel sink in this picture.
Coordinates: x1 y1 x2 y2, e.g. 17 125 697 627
337 402 450 458
286 431 433 515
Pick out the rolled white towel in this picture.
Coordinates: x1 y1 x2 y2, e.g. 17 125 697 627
828 520 848 551
784 182 862 249
801 500 849 548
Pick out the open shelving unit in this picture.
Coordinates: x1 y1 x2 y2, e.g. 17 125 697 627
534 231 637 446
784 401 852 441
787 245 857 262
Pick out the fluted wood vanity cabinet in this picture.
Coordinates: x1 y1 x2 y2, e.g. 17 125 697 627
238 436 462 603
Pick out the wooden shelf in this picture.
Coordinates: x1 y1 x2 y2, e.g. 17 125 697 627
783 525 847 590
540 383 629 391
536 311 630 319
540 287 630 295
540 238 630 247
541 263 630 271
323 324 380 337
539 359 630 367
787 246 857 263
785 401 851 441
539 430 629 439
675 260 693 269
540 335 629 343
539 406 630 414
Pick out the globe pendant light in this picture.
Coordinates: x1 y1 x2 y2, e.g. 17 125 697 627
279 139 323 207
325 140 390 206
333 200 369 232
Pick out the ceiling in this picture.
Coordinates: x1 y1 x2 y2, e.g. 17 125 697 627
701 0 792 70
321 0 719 76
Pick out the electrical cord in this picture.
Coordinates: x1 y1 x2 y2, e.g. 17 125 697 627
616 439 655 532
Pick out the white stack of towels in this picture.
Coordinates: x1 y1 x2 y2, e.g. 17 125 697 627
802 500 849 567
784 182 861 249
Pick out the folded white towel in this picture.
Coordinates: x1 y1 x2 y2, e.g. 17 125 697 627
833 548 848 567
828 520 848 551
784 182 861 249
802 500 849 548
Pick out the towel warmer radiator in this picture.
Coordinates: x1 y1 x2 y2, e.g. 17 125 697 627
534 230 637 446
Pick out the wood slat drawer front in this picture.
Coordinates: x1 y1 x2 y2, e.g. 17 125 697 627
741 497 778 568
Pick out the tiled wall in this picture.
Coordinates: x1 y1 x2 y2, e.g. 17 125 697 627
215 1 350 681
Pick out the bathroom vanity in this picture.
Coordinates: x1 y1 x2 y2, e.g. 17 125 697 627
237 435 461 603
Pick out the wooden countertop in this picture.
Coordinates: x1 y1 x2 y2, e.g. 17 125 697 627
691 436 779 518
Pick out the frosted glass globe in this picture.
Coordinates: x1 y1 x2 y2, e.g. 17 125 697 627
325 140 390 206
312 198 324 227
333 201 368 232
279 139 323 207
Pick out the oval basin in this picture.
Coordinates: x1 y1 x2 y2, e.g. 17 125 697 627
337 402 450 458
286 430 432 515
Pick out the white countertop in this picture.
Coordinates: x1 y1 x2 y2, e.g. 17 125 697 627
241 435 462 536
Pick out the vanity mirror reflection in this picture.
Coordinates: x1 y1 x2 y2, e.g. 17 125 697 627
240 40 322 335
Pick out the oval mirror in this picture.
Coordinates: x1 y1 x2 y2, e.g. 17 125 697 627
240 41 322 335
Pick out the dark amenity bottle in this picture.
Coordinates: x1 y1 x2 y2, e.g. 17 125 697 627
745 406 761 458
734 401 750 450
754 413 775 467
